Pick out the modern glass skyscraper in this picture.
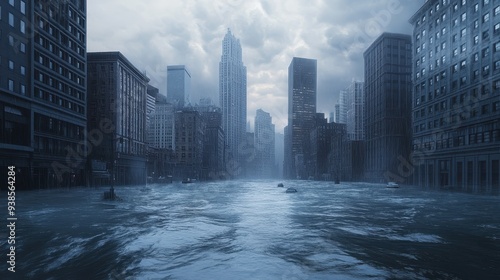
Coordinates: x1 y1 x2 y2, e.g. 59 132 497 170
285 57 317 179
167 65 191 108
219 29 247 173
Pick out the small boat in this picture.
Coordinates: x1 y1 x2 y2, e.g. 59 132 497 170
277 183 284 188
285 187 297 193
386 182 399 188
182 178 196 184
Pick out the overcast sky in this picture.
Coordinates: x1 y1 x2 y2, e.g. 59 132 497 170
88 0 425 132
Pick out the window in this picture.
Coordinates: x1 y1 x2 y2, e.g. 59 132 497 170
8 80 14 91
496 42 500 52
474 35 479 44
21 1 26 14
462 12 467 21
496 60 500 70
9 0 14 6
474 52 479 61
21 84 25 95
20 66 25 75
475 4 479 12
20 20 25 34
474 20 479 29
484 0 489 5
483 47 490 57
483 30 489 40
495 23 500 32
495 6 500 16
483 13 490 23
483 65 490 75
453 48 458 56
461 28 466 37
9 60 14 70
9 13 14 27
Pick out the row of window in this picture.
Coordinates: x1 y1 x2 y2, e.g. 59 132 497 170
35 50 85 86
34 87 85 115
415 0 497 27
413 129 500 151
415 80 500 107
34 114 84 140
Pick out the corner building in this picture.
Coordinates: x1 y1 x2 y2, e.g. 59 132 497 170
410 0 500 191
0 0 87 189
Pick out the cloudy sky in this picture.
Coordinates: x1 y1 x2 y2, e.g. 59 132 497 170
88 0 425 132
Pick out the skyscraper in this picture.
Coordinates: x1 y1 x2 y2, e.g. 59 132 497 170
167 65 191 108
219 29 247 174
364 33 412 183
285 57 317 179
345 81 365 141
410 0 500 191
0 0 87 189
254 109 276 178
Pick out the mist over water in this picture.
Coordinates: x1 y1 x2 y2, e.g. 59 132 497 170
2 181 500 279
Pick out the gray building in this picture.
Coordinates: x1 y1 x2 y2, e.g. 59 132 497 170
285 57 317 179
410 0 500 191
87 52 149 186
364 33 413 183
0 0 87 189
345 81 365 141
219 29 247 174
167 65 191 108
174 110 205 180
254 109 275 178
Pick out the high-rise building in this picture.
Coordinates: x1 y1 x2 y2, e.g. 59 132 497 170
174 110 205 180
219 29 247 174
254 109 275 178
410 0 500 190
87 52 149 186
146 85 158 147
285 57 317 179
336 90 348 124
167 65 191 108
0 0 87 189
151 101 175 150
345 81 365 141
364 33 412 183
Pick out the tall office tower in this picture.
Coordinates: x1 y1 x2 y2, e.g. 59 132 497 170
167 65 191 108
336 90 348 124
334 104 341 123
151 101 175 150
0 0 87 189
285 57 317 179
275 132 284 178
364 33 412 183
87 52 149 186
174 110 205 180
410 0 500 190
219 29 247 173
254 109 276 178
345 81 365 141
146 85 158 147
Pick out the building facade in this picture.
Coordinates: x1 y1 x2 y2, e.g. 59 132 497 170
254 109 276 178
285 57 317 179
0 0 87 189
364 33 413 183
336 90 348 124
174 110 205 180
410 0 500 191
346 81 365 141
219 29 247 175
167 65 191 108
87 52 149 186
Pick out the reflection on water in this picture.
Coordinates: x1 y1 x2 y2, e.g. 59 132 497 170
2 180 500 279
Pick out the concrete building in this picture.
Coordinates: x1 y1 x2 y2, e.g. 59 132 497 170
328 123 351 182
146 85 158 147
174 110 205 180
336 90 348 124
195 104 225 180
0 0 87 189
410 0 500 192
275 132 284 178
167 65 191 108
254 109 275 178
364 33 413 183
219 29 247 175
345 81 365 141
285 57 317 179
87 52 149 186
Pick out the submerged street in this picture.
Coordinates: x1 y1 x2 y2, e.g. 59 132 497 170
2 180 500 279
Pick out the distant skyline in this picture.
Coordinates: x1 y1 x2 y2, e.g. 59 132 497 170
88 0 425 131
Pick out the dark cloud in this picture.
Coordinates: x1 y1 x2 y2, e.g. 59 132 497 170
88 0 425 132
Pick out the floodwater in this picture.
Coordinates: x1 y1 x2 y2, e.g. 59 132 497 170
1 180 499 279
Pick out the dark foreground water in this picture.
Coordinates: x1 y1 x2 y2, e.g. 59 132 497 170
1 180 500 280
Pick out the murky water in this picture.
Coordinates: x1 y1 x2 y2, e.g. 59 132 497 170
1 180 499 279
